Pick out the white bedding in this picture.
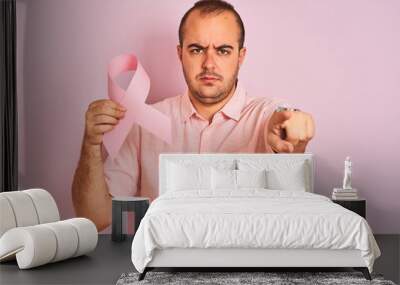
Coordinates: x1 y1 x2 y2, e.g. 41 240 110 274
131 189 380 273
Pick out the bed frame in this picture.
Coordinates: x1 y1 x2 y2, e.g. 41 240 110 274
138 153 371 280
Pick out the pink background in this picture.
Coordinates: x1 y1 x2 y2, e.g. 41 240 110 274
16 0 400 233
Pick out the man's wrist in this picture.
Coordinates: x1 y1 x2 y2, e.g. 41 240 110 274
81 141 103 163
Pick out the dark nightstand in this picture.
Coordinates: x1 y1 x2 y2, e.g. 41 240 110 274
112 197 150 242
332 198 366 218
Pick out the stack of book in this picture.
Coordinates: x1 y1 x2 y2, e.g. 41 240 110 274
332 188 358 200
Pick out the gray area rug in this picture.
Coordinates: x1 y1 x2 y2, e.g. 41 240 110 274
116 271 397 285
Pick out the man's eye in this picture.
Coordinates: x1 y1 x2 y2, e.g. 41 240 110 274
218 49 230 55
190 49 203 54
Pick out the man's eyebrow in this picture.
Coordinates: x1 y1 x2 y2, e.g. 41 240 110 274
215 44 234 50
187 43 234 50
187 43 205 49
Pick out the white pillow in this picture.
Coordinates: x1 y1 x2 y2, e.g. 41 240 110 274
266 167 306 191
167 162 211 191
238 159 308 191
166 159 236 170
237 169 267 188
211 168 237 190
211 168 268 190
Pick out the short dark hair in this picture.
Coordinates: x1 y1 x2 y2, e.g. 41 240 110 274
178 0 245 50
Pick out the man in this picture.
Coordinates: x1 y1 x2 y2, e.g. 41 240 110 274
72 0 315 231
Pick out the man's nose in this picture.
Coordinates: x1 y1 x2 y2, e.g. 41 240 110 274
201 50 216 70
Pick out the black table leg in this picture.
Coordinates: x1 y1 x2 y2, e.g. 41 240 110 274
112 201 124 242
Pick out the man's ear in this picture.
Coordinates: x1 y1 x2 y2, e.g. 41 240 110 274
238 47 247 67
177 45 183 62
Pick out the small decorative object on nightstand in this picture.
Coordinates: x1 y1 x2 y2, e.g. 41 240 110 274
332 156 359 200
112 197 149 242
332 198 366 219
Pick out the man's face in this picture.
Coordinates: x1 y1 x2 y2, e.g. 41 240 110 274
178 10 246 105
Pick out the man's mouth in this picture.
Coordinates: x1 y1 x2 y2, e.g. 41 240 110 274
200 76 218 80
200 76 219 82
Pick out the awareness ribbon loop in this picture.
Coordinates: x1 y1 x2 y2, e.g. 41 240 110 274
103 54 172 159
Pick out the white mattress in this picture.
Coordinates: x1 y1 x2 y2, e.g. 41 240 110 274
131 189 381 273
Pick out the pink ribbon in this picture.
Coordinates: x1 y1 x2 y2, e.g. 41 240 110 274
103 54 172 159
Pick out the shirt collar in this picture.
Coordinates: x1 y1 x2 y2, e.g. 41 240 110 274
181 82 246 123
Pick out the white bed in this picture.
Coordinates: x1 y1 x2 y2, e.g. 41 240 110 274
131 153 380 280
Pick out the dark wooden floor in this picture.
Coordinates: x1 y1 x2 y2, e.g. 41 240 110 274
0 234 398 284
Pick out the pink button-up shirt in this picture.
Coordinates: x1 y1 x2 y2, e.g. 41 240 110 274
104 84 283 201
